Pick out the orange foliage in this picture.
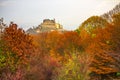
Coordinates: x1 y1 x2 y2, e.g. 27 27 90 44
56 31 81 55
86 23 120 74
2 23 34 63
32 31 82 63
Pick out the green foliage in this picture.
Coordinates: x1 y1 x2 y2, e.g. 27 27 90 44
75 28 81 34
0 51 6 68
79 16 109 33
54 53 90 80
91 33 96 38
116 72 120 76
0 48 19 72
0 40 6 70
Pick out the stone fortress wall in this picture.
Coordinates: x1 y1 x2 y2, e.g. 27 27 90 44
26 19 64 34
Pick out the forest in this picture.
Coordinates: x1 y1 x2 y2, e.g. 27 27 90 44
0 6 120 80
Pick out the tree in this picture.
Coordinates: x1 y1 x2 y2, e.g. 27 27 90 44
79 16 109 33
59 31 81 54
86 14 120 77
86 27 116 74
33 32 48 56
46 31 61 54
109 13 120 73
0 22 35 79
2 22 34 64
53 53 91 80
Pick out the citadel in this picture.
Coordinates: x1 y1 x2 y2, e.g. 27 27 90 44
26 19 64 34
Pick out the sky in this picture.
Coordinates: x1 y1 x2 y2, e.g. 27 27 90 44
0 0 120 30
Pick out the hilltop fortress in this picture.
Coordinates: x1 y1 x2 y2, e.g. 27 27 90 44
26 19 64 34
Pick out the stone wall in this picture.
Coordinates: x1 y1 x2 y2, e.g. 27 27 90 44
26 19 64 34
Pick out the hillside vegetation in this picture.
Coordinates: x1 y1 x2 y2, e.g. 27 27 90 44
0 4 120 80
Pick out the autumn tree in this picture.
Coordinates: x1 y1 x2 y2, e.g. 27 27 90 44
26 31 61 80
80 29 92 51
79 16 109 33
53 31 82 57
85 13 120 79
101 3 120 23
46 31 61 54
109 13 120 73
1 22 34 64
86 27 116 74
53 53 91 80
0 22 35 79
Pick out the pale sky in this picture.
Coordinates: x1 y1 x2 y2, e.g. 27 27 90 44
0 0 120 30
